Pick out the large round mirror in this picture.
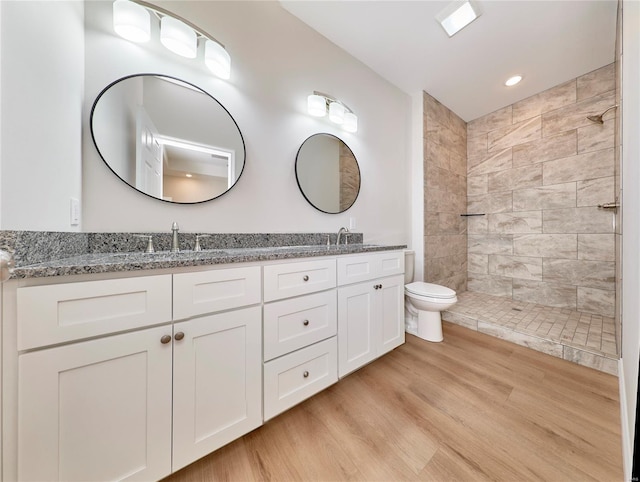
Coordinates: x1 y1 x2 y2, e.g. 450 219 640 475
90 74 245 203
295 133 361 214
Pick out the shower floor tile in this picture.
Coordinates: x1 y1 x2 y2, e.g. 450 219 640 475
442 291 619 375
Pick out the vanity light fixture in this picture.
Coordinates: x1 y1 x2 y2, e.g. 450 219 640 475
505 75 523 87
436 0 481 37
112 0 231 79
306 91 358 133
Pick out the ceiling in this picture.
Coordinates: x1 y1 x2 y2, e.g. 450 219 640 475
280 0 618 122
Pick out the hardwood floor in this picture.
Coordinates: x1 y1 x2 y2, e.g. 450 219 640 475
164 322 623 481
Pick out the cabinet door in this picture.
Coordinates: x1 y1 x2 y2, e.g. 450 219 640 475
377 274 405 355
172 306 262 472
18 326 173 482
338 282 376 377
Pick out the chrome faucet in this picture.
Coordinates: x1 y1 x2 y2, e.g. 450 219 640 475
336 227 350 246
171 222 180 252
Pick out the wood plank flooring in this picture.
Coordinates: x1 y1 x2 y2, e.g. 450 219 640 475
163 322 623 481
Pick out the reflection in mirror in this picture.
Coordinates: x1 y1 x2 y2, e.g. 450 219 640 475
90 74 245 203
295 133 360 214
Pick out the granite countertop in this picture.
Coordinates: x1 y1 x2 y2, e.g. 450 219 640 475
10 243 407 279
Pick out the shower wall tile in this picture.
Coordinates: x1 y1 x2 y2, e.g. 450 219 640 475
512 80 576 124
513 183 576 211
488 212 542 234
487 165 542 193
488 254 542 280
577 121 614 153
426 234 467 258
425 212 466 235
512 130 577 168
513 234 578 258
543 207 613 234
576 176 614 207
576 63 615 101
465 65 615 317
543 259 615 290
577 287 615 318
512 280 577 310
425 140 450 170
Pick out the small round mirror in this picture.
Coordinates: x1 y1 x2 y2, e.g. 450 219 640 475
295 133 361 214
90 74 245 203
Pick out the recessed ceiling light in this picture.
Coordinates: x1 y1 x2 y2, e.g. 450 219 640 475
185 173 193 178
505 75 523 87
436 0 482 37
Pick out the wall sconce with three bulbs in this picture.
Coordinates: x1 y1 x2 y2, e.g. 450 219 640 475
112 0 231 79
307 92 358 133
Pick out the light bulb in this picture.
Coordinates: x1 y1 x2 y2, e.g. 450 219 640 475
329 102 345 124
113 0 150 43
343 112 358 133
307 95 327 117
205 40 231 79
160 16 197 58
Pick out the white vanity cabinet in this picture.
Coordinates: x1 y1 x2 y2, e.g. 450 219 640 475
337 252 405 377
262 259 338 420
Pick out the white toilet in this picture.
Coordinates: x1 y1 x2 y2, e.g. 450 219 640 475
404 250 457 342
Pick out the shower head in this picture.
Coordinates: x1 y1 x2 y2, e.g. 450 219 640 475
587 105 618 124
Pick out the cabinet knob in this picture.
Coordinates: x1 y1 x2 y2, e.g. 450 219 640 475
174 332 185 341
303 371 309 378
303 275 309 282
160 335 172 344
303 319 310 326
378 284 383 289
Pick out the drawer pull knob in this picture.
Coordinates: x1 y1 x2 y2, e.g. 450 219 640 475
174 332 185 341
303 319 310 326
303 370 309 378
303 275 309 282
160 335 172 344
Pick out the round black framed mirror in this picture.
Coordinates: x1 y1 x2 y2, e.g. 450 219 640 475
90 74 245 204
295 133 361 214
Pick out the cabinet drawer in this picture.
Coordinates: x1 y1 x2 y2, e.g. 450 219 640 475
173 266 261 319
263 259 336 302
337 251 404 286
263 337 337 420
263 291 337 361
17 275 172 351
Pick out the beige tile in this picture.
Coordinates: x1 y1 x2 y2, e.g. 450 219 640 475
424 92 452 130
449 151 467 177
425 212 466 236
513 280 577 310
543 148 614 185
425 139 450 170
426 187 466 213
467 135 487 160
488 254 542 280
513 182 576 211
468 234 513 255
577 287 615 318
577 234 615 261
468 253 489 274
488 212 542 234
442 311 478 331
468 274 513 297
577 120 614 153
467 174 488 196
478 321 563 357
425 234 467 258
450 109 467 140
488 117 542 152
467 191 512 214
543 259 615 290
487 165 542 193
468 148 513 176
543 207 613 234
563 346 617 375
467 105 512 138
467 215 488 234
513 234 577 258
512 130 577 168
577 176 614 207
513 80 577 123
577 63 615 101
542 92 616 137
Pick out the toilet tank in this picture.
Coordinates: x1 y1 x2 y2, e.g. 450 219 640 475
404 250 414 284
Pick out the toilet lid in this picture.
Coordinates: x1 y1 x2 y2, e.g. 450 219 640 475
405 281 456 299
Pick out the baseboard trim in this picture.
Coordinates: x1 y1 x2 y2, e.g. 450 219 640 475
619 358 632 481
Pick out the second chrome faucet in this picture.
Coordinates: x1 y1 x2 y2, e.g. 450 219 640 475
171 222 180 252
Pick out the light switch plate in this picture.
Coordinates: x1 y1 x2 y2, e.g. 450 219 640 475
70 198 80 226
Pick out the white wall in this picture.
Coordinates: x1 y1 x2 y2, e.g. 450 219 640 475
0 1 84 231
82 1 410 244
621 0 640 478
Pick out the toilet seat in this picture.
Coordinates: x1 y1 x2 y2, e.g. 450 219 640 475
405 281 456 300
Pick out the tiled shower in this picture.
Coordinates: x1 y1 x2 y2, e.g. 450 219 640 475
424 63 620 374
